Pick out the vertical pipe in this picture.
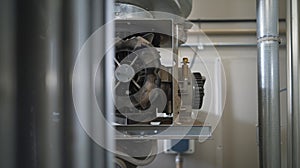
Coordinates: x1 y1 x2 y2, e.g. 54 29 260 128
287 0 300 167
175 153 183 168
3 0 114 167
13 0 68 167
173 24 180 123
89 1 109 168
103 0 116 167
0 0 16 167
256 0 281 168
286 1 293 167
43 1 63 167
286 0 293 168
15 0 63 167
61 0 92 167
291 2 300 165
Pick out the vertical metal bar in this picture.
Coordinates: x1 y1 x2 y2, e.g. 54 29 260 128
292 1 300 167
44 0 63 167
256 0 281 168
9 0 114 167
173 24 179 123
61 0 92 167
287 0 300 167
0 0 16 167
89 1 108 168
15 0 64 167
175 153 183 168
103 0 116 167
62 0 116 167
61 0 77 167
286 1 293 167
15 1 38 166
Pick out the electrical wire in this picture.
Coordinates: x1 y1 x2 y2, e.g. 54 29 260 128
116 140 158 166
115 158 127 168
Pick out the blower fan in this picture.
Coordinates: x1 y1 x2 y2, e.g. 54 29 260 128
114 34 166 123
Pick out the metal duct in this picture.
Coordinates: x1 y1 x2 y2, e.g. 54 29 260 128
286 0 300 167
115 0 193 18
256 0 281 168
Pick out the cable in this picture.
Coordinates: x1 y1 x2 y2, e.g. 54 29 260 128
116 140 157 166
189 46 199 69
115 158 127 168
188 25 201 69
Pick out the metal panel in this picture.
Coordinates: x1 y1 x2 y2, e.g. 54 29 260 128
188 0 286 20
115 126 211 139
116 0 193 18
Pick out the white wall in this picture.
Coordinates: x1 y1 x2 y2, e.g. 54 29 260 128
139 0 287 167
139 24 287 168
189 0 286 20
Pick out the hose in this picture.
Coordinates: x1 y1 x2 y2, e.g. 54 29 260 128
116 140 157 166
115 157 127 168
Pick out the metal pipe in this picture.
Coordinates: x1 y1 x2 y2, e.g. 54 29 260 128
286 1 292 167
181 42 258 47
42 0 63 167
0 0 115 168
0 0 16 167
286 0 300 167
61 0 93 167
175 153 183 168
187 28 286 35
189 18 286 23
256 0 281 168
89 1 116 168
103 0 116 168
181 42 286 48
15 0 65 167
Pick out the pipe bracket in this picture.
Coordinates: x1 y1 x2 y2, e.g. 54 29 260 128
257 35 282 44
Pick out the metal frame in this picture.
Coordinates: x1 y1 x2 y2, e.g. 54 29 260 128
113 19 212 140
115 125 211 139
287 0 300 167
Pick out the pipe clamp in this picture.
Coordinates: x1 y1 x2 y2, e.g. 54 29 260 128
257 35 282 44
